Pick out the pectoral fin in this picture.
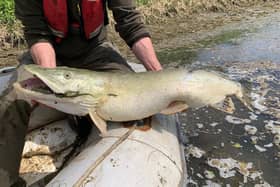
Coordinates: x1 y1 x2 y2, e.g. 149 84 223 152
160 101 189 115
210 96 235 114
89 110 107 135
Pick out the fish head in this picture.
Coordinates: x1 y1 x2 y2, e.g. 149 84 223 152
13 65 101 115
24 64 92 94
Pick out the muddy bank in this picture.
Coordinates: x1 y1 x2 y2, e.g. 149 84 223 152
109 1 280 65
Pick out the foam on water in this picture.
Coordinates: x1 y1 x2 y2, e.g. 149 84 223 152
207 158 264 183
173 12 280 186
186 145 206 159
225 115 251 124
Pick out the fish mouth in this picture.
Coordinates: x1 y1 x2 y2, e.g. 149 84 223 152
19 77 54 95
15 66 84 97
16 75 80 98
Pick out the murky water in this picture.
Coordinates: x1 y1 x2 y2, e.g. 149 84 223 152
168 13 280 186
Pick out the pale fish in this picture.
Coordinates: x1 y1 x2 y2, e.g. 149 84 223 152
14 65 251 135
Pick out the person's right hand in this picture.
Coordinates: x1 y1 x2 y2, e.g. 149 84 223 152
30 42 56 68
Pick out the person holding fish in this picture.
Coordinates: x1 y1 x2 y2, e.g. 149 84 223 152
15 0 163 72
0 0 163 186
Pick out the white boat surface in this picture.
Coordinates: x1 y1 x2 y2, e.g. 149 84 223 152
0 64 187 187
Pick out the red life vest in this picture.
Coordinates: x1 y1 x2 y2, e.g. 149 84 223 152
43 0 104 41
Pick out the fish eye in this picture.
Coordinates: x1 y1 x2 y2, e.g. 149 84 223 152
64 72 72 79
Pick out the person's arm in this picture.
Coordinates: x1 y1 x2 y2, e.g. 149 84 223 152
15 0 56 68
108 1 162 71
132 37 162 71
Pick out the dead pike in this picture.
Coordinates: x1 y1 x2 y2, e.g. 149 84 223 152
14 65 251 134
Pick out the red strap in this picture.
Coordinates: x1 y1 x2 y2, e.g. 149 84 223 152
43 0 68 38
82 0 104 39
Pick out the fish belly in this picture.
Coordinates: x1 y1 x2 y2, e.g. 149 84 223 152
97 94 170 122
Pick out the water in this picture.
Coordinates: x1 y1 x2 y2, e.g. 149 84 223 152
168 13 280 186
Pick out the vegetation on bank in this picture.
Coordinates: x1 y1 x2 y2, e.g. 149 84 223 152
0 0 276 49
0 0 15 25
137 0 277 23
0 0 23 48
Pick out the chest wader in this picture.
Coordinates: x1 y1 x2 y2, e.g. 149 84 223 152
0 99 32 187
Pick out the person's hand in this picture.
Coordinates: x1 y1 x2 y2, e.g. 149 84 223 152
30 42 56 68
